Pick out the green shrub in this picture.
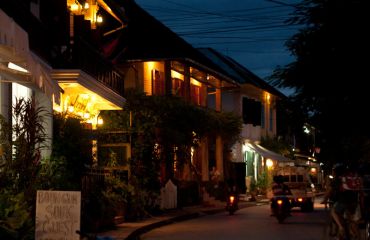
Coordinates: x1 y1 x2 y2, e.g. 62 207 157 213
0 190 33 240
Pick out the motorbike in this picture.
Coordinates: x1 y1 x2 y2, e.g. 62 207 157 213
271 195 291 223
225 194 238 215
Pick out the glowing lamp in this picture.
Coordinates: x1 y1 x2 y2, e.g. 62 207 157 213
266 159 273 168
96 14 103 23
97 117 103 125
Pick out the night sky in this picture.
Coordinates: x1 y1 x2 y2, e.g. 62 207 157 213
135 0 301 95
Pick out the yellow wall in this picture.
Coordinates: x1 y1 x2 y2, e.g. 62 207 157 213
143 61 164 95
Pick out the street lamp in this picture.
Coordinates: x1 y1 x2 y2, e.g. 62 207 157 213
303 125 310 134
303 123 316 157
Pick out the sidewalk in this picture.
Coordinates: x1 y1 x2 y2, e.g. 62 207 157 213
99 198 270 240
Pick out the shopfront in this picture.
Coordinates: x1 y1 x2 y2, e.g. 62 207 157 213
0 9 61 158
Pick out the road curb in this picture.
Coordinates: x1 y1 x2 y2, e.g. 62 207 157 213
124 212 201 240
124 201 270 240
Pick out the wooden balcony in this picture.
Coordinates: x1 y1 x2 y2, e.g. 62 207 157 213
70 37 124 96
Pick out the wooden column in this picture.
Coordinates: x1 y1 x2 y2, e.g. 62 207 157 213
182 162 191 180
215 135 223 181
201 137 209 181
184 64 191 101
215 88 222 112
201 82 207 107
215 81 223 180
164 60 172 96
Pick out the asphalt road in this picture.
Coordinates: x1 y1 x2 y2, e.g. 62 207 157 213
141 198 332 240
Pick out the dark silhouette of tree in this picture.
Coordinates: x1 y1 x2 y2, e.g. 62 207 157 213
269 0 369 167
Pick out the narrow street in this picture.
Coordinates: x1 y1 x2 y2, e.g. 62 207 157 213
141 197 333 240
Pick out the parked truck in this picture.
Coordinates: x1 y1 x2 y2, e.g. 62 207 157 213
275 156 321 212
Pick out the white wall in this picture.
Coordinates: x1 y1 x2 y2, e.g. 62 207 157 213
0 82 11 120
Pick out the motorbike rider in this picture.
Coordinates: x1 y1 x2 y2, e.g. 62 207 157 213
272 175 292 196
270 175 292 216
225 179 239 214
226 180 239 203
321 163 363 238
321 163 343 206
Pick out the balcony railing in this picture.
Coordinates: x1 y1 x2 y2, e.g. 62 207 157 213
1 2 125 97
72 37 125 96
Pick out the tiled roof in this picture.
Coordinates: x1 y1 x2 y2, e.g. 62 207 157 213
102 0 237 84
198 48 286 98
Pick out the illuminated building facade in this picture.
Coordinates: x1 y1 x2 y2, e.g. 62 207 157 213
1 0 287 203
0 0 125 161
103 0 240 185
199 48 289 194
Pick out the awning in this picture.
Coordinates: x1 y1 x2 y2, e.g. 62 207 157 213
246 142 292 162
51 69 125 110
1 10 62 102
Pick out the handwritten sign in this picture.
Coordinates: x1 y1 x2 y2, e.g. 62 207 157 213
35 190 81 240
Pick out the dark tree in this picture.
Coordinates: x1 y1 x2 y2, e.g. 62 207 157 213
269 0 369 167
123 89 242 184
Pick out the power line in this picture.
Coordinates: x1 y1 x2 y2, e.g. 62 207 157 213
138 1 299 40
143 4 293 25
135 0 300 78
177 23 299 36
